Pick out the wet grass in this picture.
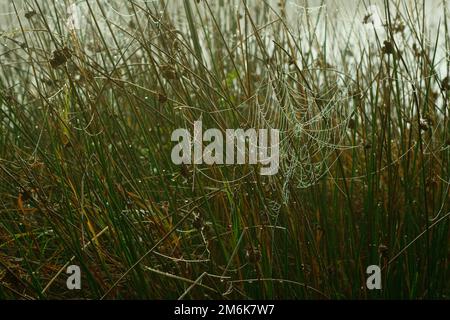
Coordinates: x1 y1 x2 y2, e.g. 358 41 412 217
0 0 449 299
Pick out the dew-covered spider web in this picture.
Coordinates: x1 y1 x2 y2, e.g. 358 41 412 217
250 62 356 203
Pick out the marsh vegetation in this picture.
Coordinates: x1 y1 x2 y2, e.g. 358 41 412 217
0 0 449 299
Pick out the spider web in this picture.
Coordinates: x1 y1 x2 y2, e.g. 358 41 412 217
250 63 356 203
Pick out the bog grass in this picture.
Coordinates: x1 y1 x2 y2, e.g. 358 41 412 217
0 0 449 299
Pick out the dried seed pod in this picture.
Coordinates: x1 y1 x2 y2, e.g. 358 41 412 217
160 65 178 80
25 10 36 19
441 76 449 92
419 118 430 131
50 47 71 69
382 41 395 55
347 118 356 130
158 92 168 104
